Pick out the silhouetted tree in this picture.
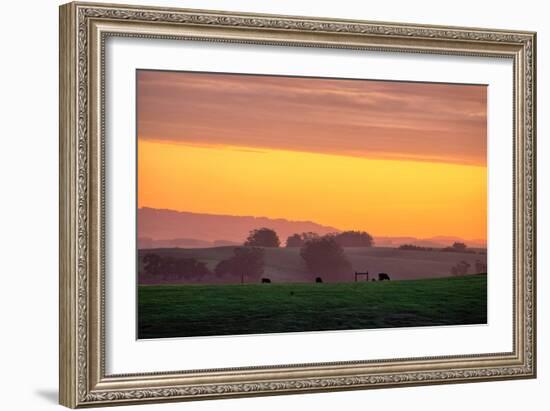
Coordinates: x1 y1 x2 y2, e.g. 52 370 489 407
215 247 265 282
399 244 434 251
214 258 234 277
143 253 162 276
160 256 178 279
452 242 467 252
475 259 487 274
300 236 351 281
244 228 280 247
286 233 303 247
143 254 211 280
285 232 319 247
333 231 374 247
442 242 474 253
175 258 211 279
450 260 471 276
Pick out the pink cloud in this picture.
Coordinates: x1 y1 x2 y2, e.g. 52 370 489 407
137 70 487 166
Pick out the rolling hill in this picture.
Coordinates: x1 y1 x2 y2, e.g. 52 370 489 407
137 207 486 249
138 246 487 284
138 207 340 248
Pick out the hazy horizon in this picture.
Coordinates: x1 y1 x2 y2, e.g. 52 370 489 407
137 207 487 248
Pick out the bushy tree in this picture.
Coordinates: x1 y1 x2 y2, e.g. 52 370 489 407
300 236 351 281
142 253 211 280
286 233 303 248
399 244 433 251
333 231 374 247
452 242 467 252
244 228 280 247
442 242 473 253
285 232 319 247
475 259 487 274
215 247 265 282
175 258 211 279
214 258 234 277
450 260 471 276
143 253 162 276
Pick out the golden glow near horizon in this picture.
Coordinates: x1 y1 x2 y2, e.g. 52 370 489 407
138 140 487 241
137 70 487 242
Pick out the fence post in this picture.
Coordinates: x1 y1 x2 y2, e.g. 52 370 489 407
355 271 369 282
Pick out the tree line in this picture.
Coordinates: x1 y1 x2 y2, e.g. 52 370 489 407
143 253 211 280
140 227 372 282
141 247 265 282
140 229 488 282
245 227 374 248
399 242 482 254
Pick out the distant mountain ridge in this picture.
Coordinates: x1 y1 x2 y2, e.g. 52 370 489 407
138 207 340 248
137 207 486 249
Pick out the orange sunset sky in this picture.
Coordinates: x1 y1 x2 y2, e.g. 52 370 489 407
137 70 487 242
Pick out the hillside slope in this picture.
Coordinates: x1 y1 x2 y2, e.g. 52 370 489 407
138 246 487 284
138 207 340 247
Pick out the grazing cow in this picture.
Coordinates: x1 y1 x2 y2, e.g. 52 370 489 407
315 277 323 283
378 273 391 281
261 278 271 283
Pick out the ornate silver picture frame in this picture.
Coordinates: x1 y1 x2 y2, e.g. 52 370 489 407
59 1 536 408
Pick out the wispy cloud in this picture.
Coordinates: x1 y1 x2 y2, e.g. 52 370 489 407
137 70 487 166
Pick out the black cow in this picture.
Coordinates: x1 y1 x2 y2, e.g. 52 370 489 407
261 278 271 283
378 273 391 281
315 277 323 283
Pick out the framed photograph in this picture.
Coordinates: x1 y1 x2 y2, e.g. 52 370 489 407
59 2 537 408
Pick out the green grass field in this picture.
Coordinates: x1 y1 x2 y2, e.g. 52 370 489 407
138 274 486 339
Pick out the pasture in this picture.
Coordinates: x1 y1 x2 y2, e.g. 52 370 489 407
138 274 487 338
138 246 487 284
